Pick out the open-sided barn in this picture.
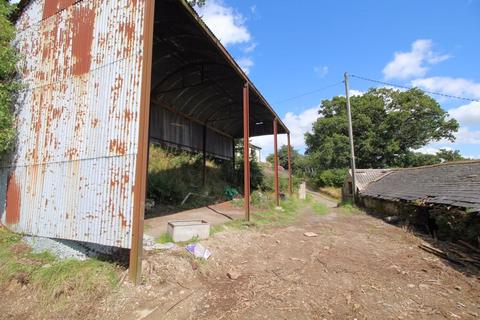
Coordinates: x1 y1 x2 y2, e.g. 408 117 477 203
2 0 291 282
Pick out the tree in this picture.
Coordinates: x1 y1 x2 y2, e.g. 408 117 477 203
0 0 17 159
266 145 300 171
305 88 459 170
436 149 465 162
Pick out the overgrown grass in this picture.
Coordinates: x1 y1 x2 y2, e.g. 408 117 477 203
0 228 119 308
319 187 342 200
338 200 363 215
225 193 306 230
155 233 200 246
311 202 329 215
147 145 234 211
156 232 174 244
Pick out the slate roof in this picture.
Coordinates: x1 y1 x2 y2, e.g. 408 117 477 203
361 161 480 213
350 169 393 191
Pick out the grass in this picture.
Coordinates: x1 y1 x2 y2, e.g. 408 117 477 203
338 200 363 215
156 232 174 244
224 194 306 230
319 187 342 200
311 202 329 215
0 228 119 309
155 233 200 246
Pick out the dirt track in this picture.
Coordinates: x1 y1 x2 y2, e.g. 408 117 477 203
112 197 480 320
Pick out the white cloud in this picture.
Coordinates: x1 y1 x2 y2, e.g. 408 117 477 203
237 57 254 74
242 42 257 54
411 77 480 100
251 107 321 161
196 0 251 46
383 39 450 80
314 66 329 78
455 127 480 144
349 89 364 97
448 101 480 126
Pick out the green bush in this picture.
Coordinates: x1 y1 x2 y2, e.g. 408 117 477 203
235 158 265 192
313 168 348 188
0 1 18 158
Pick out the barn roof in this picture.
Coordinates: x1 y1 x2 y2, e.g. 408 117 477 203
361 161 480 213
349 169 393 191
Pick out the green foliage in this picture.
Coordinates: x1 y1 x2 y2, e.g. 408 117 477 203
235 156 265 192
266 145 301 172
305 88 459 170
147 145 234 208
0 228 118 306
156 232 174 244
311 202 328 215
313 168 348 188
0 0 18 158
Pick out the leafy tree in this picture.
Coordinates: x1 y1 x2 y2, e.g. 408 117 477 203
305 88 459 170
0 0 17 159
436 148 465 162
188 0 206 7
266 145 300 171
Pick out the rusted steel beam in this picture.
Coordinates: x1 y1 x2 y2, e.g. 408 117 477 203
287 133 293 196
243 83 250 221
273 118 279 206
130 0 155 285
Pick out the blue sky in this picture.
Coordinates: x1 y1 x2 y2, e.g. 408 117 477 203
195 0 480 160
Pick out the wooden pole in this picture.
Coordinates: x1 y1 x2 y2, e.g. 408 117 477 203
344 72 357 202
243 83 250 221
287 133 293 196
273 118 279 206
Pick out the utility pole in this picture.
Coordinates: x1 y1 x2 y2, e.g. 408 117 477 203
344 72 357 202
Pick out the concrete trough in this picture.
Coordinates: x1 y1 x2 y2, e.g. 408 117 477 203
167 220 210 242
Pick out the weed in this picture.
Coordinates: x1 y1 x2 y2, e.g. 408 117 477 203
209 224 225 236
0 228 119 310
156 232 174 244
312 202 329 215
339 201 363 215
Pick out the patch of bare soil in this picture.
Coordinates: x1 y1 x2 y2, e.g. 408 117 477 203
107 204 480 320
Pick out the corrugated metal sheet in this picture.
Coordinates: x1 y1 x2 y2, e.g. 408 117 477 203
0 0 148 248
149 106 233 159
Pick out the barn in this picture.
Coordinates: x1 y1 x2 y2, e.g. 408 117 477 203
2 0 291 282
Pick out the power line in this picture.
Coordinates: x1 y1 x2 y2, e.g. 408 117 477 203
275 81 344 104
350 74 480 103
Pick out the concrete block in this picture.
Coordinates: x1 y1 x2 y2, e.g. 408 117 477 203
167 220 210 242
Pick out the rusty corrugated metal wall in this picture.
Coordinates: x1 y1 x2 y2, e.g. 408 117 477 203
0 0 148 248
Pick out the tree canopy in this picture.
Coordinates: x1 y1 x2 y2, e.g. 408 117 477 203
305 88 459 170
0 0 17 159
266 145 300 171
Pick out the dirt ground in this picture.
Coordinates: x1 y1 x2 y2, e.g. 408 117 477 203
2 195 479 320
103 194 480 320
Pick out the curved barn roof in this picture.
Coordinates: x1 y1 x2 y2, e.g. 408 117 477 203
150 0 289 138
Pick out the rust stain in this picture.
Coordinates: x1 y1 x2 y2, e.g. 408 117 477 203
91 118 99 128
43 0 77 20
5 173 21 225
65 147 79 160
109 139 126 155
71 5 96 76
